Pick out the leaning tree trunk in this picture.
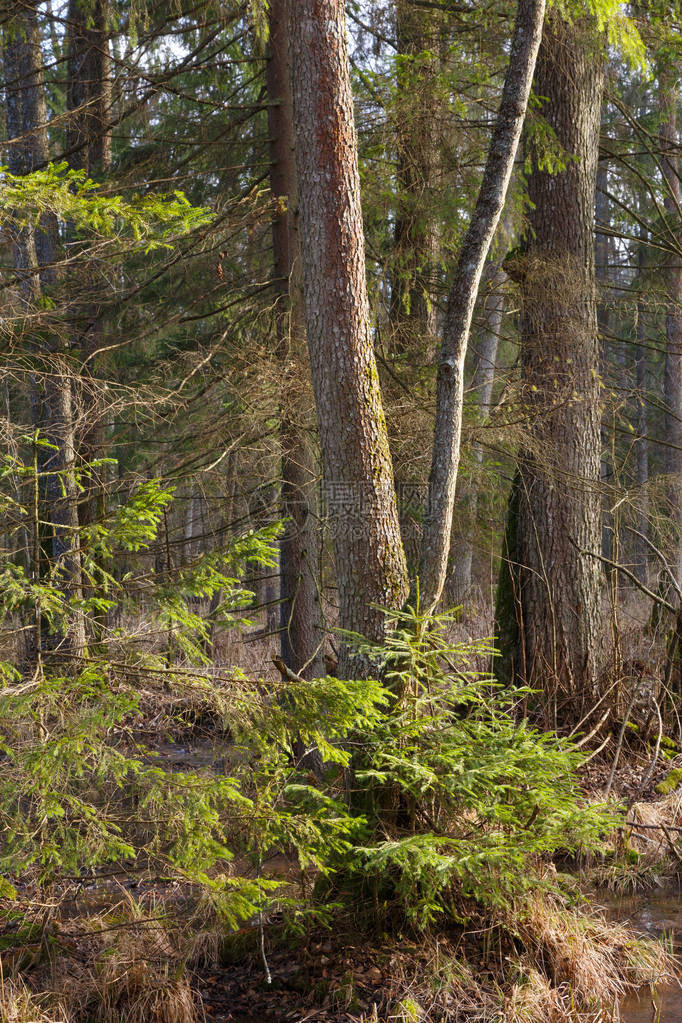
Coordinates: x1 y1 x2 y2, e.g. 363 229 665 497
267 0 325 679
418 0 546 614
287 0 409 676
509 14 604 715
3 0 85 659
660 77 682 588
288 0 545 664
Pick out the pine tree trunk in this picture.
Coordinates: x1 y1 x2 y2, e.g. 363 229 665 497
596 158 615 564
634 226 649 586
66 0 112 174
287 0 409 676
660 80 682 587
183 490 204 563
512 14 604 713
3 0 85 659
267 0 324 678
43 370 87 656
66 0 112 536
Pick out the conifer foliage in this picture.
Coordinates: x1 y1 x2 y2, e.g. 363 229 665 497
0 0 680 1018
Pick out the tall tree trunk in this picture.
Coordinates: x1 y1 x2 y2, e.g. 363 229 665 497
66 0 112 537
634 223 649 586
4 1 59 281
267 0 324 679
3 0 85 659
66 0 112 175
287 0 409 676
447 261 507 604
508 14 604 713
596 157 615 564
183 489 204 563
43 370 87 656
418 0 546 614
390 0 441 357
660 79 682 587
289 0 544 666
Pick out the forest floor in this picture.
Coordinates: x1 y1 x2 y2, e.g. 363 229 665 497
3 731 678 1023
4 610 682 1023
193 752 682 1023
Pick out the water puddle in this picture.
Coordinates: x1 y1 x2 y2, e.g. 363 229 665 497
150 740 233 772
605 888 682 1021
622 989 679 1023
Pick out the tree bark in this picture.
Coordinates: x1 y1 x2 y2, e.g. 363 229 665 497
267 0 325 679
634 223 649 586
66 0 112 175
660 78 682 587
4 1 58 283
596 157 615 564
3 0 85 659
510 14 604 712
287 0 409 676
66 0 112 537
447 261 507 604
418 0 546 614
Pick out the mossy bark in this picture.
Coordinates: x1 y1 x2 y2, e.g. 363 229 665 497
510 15 604 715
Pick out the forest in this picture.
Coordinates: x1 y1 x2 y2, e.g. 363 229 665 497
2 0 682 1020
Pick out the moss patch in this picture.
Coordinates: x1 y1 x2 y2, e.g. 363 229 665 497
655 767 682 796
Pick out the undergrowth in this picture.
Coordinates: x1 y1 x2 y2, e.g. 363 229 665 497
0 451 674 1021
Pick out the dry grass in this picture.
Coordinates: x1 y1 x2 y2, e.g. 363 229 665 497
0 977 69 1023
354 890 674 1023
627 788 682 855
0 880 674 1023
92 954 199 1023
517 892 670 1000
1 892 206 1023
586 786 682 891
502 968 577 1023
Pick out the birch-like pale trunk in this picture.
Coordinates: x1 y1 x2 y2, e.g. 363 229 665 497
288 0 544 673
418 0 546 614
